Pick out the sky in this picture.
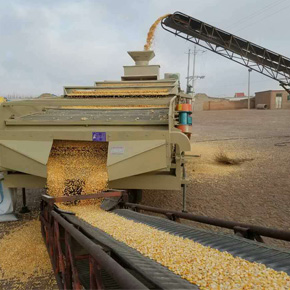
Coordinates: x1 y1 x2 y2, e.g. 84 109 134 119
1 0 290 98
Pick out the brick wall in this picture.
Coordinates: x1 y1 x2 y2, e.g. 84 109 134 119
281 92 290 109
255 90 290 109
203 99 255 110
255 91 272 109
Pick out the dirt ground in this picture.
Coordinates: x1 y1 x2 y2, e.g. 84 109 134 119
142 109 290 248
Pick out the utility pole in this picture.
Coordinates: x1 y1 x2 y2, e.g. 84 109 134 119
186 49 191 94
248 68 252 109
185 45 206 96
192 45 197 96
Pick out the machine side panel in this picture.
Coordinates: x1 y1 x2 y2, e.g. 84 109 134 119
108 174 181 190
0 146 47 178
3 174 46 188
170 132 191 152
108 143 167 181
0 140 52 165
107 140 166 166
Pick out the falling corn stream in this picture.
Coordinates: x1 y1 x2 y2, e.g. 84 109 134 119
144 14 171 51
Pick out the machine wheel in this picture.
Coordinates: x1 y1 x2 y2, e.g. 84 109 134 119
128 189 142 204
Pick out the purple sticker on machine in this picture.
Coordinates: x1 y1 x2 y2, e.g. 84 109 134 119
92 132 106 142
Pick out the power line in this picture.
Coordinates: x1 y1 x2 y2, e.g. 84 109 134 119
225 0 287 30
198 78 275 89
234 3 290 33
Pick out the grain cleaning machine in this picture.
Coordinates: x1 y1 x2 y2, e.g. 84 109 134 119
0 50 192 204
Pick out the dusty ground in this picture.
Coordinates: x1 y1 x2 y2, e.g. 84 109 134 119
142 109 290 248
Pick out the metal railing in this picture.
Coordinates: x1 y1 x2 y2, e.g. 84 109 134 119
122 202 290 243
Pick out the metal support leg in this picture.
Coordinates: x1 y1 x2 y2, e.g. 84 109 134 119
19 188 30 214
182 164 187 213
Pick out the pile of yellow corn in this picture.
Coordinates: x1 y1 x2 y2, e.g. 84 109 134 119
60 204 290 289
0 96 6 104
0 220 55 288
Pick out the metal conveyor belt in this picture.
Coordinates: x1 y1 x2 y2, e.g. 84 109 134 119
114 209 290 275
162 12 290 92
63 212 198 290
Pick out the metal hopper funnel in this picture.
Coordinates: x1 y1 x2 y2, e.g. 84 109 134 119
128 51 155 66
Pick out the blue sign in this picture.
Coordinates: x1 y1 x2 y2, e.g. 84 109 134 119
92 132 106 142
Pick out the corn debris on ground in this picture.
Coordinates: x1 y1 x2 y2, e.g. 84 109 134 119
185 143 256 182
0 220 55 289
59 204 290 289
47 141 108 204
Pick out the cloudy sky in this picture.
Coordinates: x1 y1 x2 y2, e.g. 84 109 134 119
1 0 290 98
